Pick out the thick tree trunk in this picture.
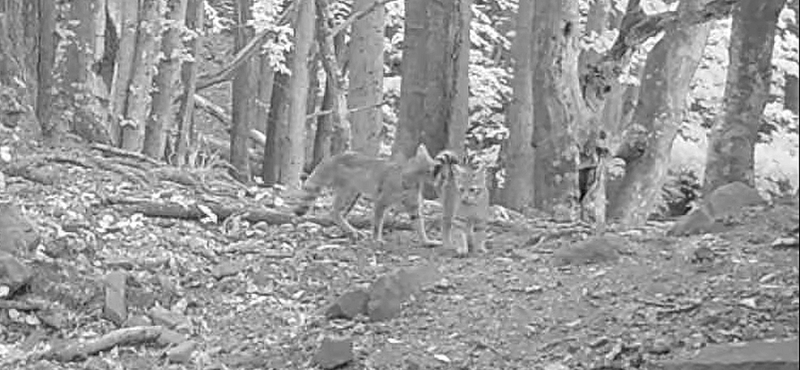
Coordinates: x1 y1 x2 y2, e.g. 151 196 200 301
347 0 384 156
107 0 140 145
392 0 471 160
120 0 163 151
703 0 786 193
531 0 587 216
143 0 188 160
230 0 257 181
497 0 535 212
0 1 39 137
276 0 314 190
609 0 713 225
173 0 203 166
50 0 111 143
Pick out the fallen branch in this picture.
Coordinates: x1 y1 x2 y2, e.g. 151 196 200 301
0 299 45 311
41 325 164 362
90 143 162 166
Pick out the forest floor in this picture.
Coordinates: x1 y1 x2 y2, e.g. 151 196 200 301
0 145 798 370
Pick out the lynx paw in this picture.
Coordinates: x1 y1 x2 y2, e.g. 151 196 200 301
455 246 469 257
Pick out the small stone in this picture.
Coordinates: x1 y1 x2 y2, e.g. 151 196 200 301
103 271 128 326
166 340 197 364
211 261 243 280
158 329 187 346
771 236 799 249
313 337 353 369
552 235 624 267
648 338 672 355
124 315 152 327
148 306 189 329
37 310 68 329
326 288 369 320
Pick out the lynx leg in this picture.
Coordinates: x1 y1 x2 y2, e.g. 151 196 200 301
472 220 488 253
453 228 469 257
332 190 365 239
372 201 388 243
403 190 440 247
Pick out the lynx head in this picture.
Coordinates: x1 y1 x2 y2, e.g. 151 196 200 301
454 163 487 206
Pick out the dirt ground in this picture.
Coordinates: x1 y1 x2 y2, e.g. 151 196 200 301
0 146 798 370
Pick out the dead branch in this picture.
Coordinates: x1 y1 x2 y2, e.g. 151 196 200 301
90 143 162 166
41 325 165 362
331 0 396 37
0 299 45 311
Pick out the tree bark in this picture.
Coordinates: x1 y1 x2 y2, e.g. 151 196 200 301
173 0 204 166
230 0 258 181
315 0 351 156
262 71 288 185
120 0 163 151
497 0 535 212
392 0 471 160
107 0 140 144
786 0 799 116
0 1 39 137
35 0 56 133
347 0 384 156
609 0 714 225
703 0 786 193
143 0 188 160
531 0 587 216
276 0 314 190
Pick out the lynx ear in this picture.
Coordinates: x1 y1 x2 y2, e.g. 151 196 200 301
416 143 431 158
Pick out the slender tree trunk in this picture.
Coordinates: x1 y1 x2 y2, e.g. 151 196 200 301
143 0 188 160
498 0 535 212
786 0 799 116
304 58 320 172
313 75 334 167
262 71 288 185
393 0 471 160
36 0 56 133
255 54 275 136
347 0 384 155
107 0 140 145
120 0 163 151
230 0 258 181
315 0 351 155
174 0 203 166
703 0 786 193
276 0 314 190
609 0 713 225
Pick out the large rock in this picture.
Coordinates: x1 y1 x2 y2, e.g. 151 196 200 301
326 288 369 320
313 337 353 369
669 182 765 236
658 338 799 370
367 263 441 322
0 250 33 297
0 202 40 255
552 235 624 267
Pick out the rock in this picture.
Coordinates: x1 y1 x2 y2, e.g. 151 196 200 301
367 263 440 322
148 306 190 329
691 246 715 264
0 202 40 255
659 338 799 370
158 329 187 346
124 315 152 327
552 235 624 267
771 237 799 249
669 182 765 236
166 340 197 364
326 288 369 320
37 310 68 329
0 251 33 297
211 261 243 280
103 271 128 326
313 337 353 369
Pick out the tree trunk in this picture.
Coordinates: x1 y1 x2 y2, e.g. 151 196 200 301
50 0 112 143
276 0 314 190
497 0 535 212
312 75 334 167
703 0 786 193
609 0 714 225
173 0 203 166
262 71 288 185
347 0 384 156
315 0 351 156
255 54 275 136
143 0 188 160
530 0 587 216
392 0 471 160
107 0 140 145
120 0 163 151
0 1 39 137
786 0 799 116
35 0 56 133
230 0 257 181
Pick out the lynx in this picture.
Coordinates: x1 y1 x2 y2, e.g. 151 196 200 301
291 144 451 245
435 157 490 256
